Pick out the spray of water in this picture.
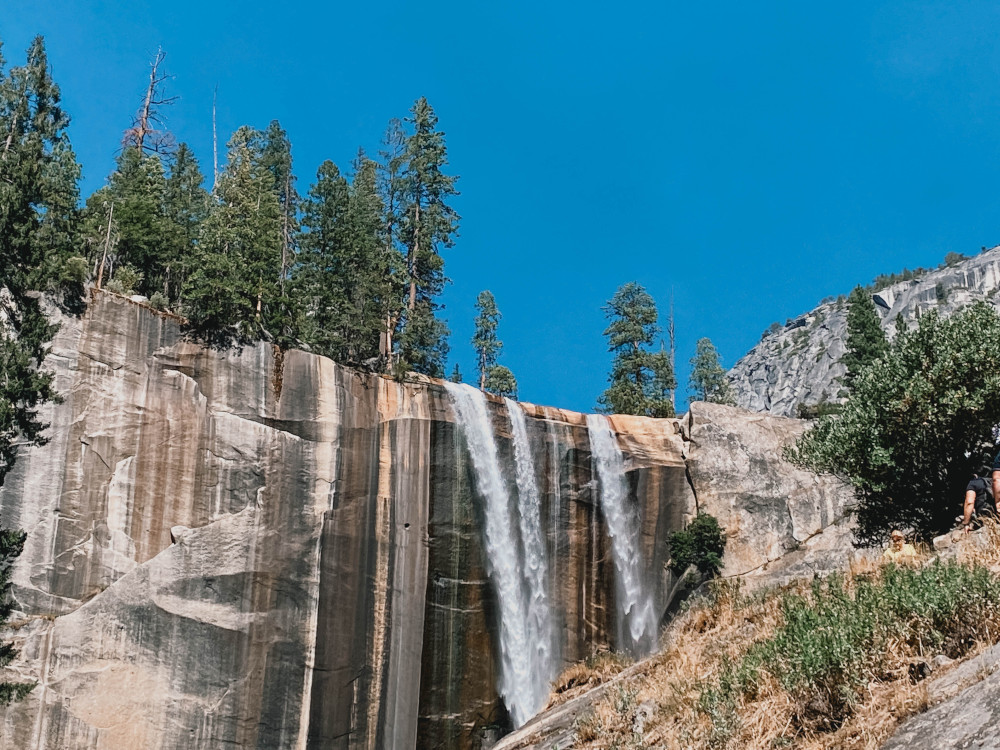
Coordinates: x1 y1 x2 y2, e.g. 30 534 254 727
586 414 658 655
445 383 553 726
504 398 555 693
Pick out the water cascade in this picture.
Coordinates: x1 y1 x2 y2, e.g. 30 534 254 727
586 414 658 655
504 398 556 693
444 383 553 727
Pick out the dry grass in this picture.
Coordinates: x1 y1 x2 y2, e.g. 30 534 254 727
550 650 634 707
564 527 1000 750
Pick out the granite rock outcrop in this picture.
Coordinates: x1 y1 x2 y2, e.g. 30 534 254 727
0 293 855 749
729 245 1000 417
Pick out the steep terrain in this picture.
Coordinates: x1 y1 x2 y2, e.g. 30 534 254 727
730 245 1000 416
0 293 853 750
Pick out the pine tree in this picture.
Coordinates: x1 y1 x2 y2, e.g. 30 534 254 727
597 282 676 417
472 290 502 390
297 160 350 358
297 154 391 366
183 127 284 346
397 300 449 378
841 286 887 389
0 35 71 705
485 366 517 399
471 290 518 397
376 119 407 367
85 147 170 297
688 337 735 405
449 363 463 383
396 98 459 375
162 143 209 303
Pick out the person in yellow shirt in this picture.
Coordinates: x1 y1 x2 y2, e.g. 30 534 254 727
883 530 916 562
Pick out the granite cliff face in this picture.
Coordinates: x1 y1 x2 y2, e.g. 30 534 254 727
0 294 854 749
729 245 1000 416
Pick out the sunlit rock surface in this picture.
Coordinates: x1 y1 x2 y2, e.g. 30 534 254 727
729 245 1000 417
0 294 853 749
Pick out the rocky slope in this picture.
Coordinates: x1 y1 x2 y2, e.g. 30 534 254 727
729 245 1000 416
0 293 854 750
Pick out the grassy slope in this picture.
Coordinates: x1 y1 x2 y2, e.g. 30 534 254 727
546 524 1000 750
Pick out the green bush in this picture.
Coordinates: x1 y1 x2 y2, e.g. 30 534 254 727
788 302 1000 545
113 266 144 296
148 292 168 311
668 513 726 577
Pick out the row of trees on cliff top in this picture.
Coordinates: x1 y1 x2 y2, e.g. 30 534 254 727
0 37 460 378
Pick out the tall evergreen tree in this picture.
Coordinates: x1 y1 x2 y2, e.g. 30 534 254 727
183 126 285 346
470 290 518 396
84 147 170 297
597 282 676 417
162 143 209 303
0 35 75 705
841 286 888 389
376 119 407 366
259 120 299 292
472 290 502 390
688 337 735 405
396 98 458 375
297 154 392 366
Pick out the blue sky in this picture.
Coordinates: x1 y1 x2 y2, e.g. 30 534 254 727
6 2 1000 413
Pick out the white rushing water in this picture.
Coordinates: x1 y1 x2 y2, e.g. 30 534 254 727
445 383 553 727
504 398 555 694
586 414 658 655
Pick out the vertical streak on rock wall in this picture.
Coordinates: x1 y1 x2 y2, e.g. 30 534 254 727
417 417 499 750
307 418 379 748
379 406 431 749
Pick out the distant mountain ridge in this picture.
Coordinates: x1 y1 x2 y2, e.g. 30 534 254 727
729 245 1000 417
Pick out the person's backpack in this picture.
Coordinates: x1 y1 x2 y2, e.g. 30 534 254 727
972 476 997 518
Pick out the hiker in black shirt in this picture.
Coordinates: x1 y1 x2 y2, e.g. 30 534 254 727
962 465 997 532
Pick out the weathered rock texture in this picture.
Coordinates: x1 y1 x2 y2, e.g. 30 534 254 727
0 294 854 750
730 245 1000 416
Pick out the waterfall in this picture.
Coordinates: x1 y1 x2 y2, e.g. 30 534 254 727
586 414 658 655
444 383 552 727
504 398 555 695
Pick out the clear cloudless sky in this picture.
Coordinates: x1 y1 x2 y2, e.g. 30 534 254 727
5 2 1000 413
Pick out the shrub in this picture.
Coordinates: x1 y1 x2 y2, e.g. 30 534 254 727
113 266 144 296
668 513 726 577
148 292 168 311
788 302 1000 545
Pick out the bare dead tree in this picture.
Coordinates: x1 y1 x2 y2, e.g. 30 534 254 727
668 288 676 411
96 202 117 290
212 84 219 193
122 47 178 155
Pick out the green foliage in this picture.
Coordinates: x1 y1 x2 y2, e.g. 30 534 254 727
114 265 143 296
790 301 1000 545
485 365 517 399
0 36 81 300
471 290 517 396
183 126 296 347
703 561 1000 733
397 300 449 378
795 400 842 420
668 513 726 577
689 337 735 405
0 527 33 705
148 291 168 311
296 155 393 367
394 98 458 375
449 363 463 383
597 282 676 417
